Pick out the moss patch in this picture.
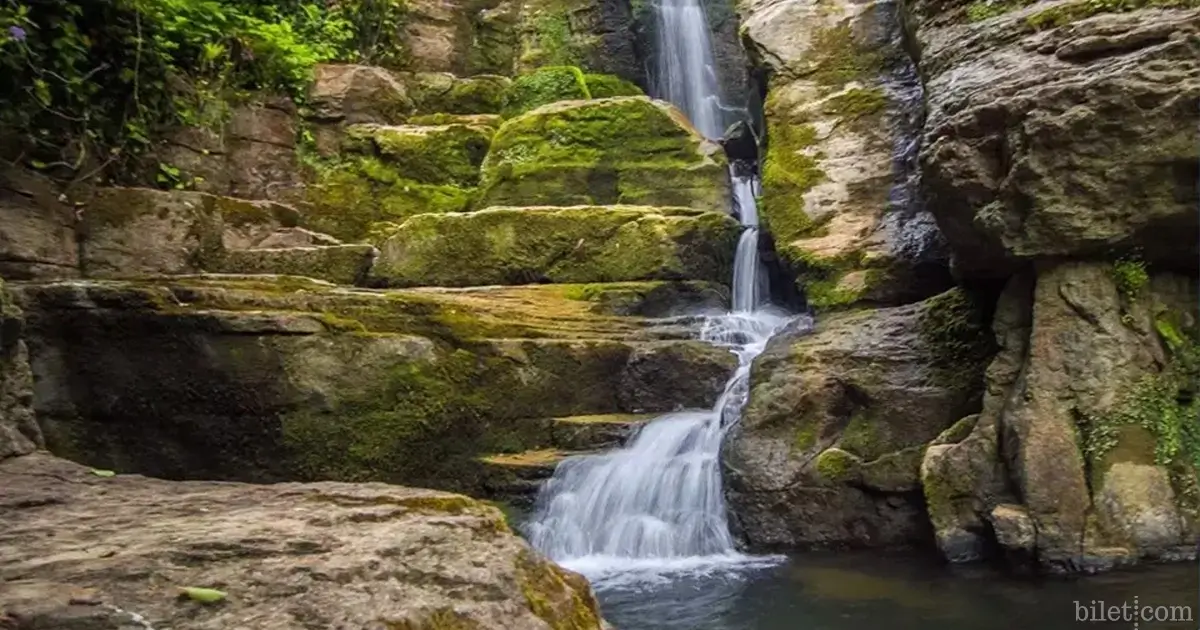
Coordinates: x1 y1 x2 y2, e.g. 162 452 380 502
344 123 493 187
502 66 591 117
514 550 604 630
304 156 476 242
480 97 727 211
916 288 996 389
369 206 739 287
815 447 862 483
760 117 825 244
804 23 883 87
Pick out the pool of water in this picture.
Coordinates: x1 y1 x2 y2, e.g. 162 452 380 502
587 550 1199 630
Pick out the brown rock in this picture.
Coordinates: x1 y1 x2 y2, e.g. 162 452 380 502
0 168 78 280
0 453 605 630
0 279 39 461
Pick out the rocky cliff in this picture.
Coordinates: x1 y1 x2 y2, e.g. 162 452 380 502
728 0 1199 574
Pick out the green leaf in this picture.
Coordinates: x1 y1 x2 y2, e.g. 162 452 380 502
90 469 116 478
180 587 227 603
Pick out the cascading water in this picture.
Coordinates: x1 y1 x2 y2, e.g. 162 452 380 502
525 0 797 589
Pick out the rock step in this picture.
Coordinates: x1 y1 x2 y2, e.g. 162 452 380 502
477 449 592 503
548 412 654 450
367 204 741 288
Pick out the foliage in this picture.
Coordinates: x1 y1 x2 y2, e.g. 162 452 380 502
0 0 406 183
1080 319 1200 473
1111 255 1149 302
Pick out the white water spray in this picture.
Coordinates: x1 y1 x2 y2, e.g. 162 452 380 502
525 0 796 587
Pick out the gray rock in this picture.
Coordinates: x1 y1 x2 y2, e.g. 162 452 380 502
0 452 606 630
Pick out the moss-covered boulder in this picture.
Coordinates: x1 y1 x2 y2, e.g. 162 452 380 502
407 72 512 115
480 97 730 211
724 288 995 549
368 205 740 287
303 156 477 242
16 277 736 492
343 123 494 187
501 66 642 116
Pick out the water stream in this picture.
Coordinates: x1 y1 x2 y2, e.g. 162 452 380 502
524 0 794 593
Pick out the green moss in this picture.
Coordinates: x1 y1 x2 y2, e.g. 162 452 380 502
1112 256 1149 302
480 97 727 210
815 447 861 483
345 123 493 187
760 121 825 244
385 608 483 630
441 76 511 114
859 446 925 491
1081 333 1200 471
805 24 883 87
936 415 979 445
838 412 886 459
522 11 580 69
502 66 591 117
793 423 818 452
304 156 476 242
215 245 375 286
964 0 1199 27
407 113 503 128
821 87 887 122
515 550 604 630
215 197 300 229
370 207 739 287
583 74 643 99
916 288 996 389
1025 0 1199 29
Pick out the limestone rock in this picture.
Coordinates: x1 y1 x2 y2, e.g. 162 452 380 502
407 72 512 115
0 279 39 460
912 4 1200 276
0 452 606 630
15 278 735 493
479 97 730 212
225 99 301 200
368 205 740 287
920 414 1008 562
255 227 343 249
724 288 993 548
990 503 1037 555
739 0 951 309
0 167 79 280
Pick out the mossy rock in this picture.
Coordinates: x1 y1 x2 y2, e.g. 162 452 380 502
213 245 377 286
583 74 642 99
368 205 740 287
408 73 512 116
500 67 644 117
479 97 729 212
303 156 476 242
343 123 494 187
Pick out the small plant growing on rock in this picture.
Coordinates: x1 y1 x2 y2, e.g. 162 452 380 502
1111 255 1148 302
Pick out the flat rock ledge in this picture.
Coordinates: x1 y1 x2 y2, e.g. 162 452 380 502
0 453 605 630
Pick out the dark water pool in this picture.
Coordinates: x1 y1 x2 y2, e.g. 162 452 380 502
590 551 1199 630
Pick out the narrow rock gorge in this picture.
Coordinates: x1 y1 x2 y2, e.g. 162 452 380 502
0 0 1197 626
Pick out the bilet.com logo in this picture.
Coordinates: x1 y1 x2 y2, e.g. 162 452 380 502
1075 597 1195 628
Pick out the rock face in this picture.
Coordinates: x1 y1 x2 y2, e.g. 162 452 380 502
0 278 39 459
725 288 993 548
0 452 605 630
0 168 78 281
480 97 731 211
369 205 740 287
738 0 952 310
16 277 736 493
920 264 1199 572
912 2 1200 277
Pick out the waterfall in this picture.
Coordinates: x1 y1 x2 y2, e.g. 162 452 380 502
525 0 794 586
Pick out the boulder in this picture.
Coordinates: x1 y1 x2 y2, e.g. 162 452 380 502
308 64 413 125
0 279 39 460
214 245 378 286
911 3 1200 276
78 188 307 278
0 168 78 280
406 73 512 116
368 205 740 287
501 67 641 117
724 288 993 548
479 97 731 212
739 0 951 309
0 452 605 630
980 263 1199 571
343 123 494 187
14 278 736 493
